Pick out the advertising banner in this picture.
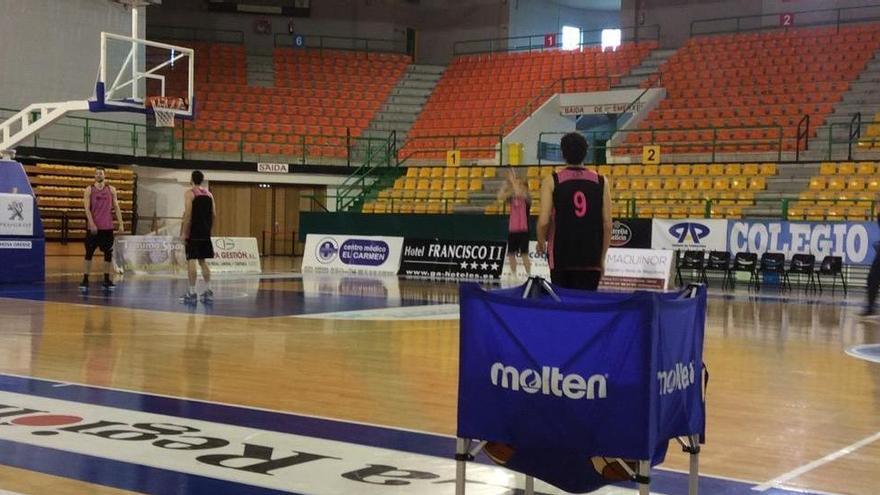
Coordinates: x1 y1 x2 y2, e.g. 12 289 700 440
652 219 729 252
0 193 34 236
399 239 507 279
727 221 880 266
302 234 403 275
114 236 261 274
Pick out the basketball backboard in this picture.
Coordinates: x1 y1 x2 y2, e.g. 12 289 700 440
90 33 195 120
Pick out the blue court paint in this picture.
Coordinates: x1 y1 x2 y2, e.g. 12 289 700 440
846 343 880 363
0 277 452 317
0 374 830 495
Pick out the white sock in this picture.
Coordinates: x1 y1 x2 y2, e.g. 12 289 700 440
189 285 196 295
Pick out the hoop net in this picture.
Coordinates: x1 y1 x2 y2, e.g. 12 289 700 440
147 96 186 128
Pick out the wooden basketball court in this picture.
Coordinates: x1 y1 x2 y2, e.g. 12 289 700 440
0 257 878 495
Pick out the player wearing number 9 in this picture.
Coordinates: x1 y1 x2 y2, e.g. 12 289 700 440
536 133 612 291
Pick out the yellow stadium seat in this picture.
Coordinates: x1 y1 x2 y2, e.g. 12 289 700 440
674 164 690 176
868 179 880 192
730 178 747 190
819 162 837 175
643 165 659 176
627 165 644 177
483 168 497 178
527 166 540 178
484 204 500 215
725 164 742 176
414 203 427 214
696 178 713 191
630 178 646 190
614 178 630 191
646 179 662 191
457 168 470 178
815 193 834 207
597 165 612 176
749 177 766 190
713 178 730 190
649 191 667 205
680 178 695 190
393 177 406 189
455 190 468 201
398 202 414 214
443 180 456 191
429 167 443 178
806 207 825 221
848 178 866 191
469 179 482 191
427 202 442 214
419 167 432 178
691 164 708 176
416 178 430 190
469 167 483 178
428 189 442 200
857 163 876 176
663 178 679 191
828 178 845 190
688 205 706 217
671 206 688 218
847 206 869 220
659 164 675 176
808 177 826 191
838 162 856 176
788 207 804 220
742 163 759 176
654 206 671 218
406 168 419 178
430 178 443 190
362 203 375 213
708 164 725 176
759 163 777 175
525 178 539 191
444 168 457 179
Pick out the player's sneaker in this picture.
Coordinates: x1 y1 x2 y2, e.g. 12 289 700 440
200 289 214 304
102 279 116 291
180 292 198 305
78 279 89 293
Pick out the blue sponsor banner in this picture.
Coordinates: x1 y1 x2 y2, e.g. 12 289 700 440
727 221 880 266
458 283 706 493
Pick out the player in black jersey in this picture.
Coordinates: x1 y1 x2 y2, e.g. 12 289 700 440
536 133 612 290
180 171 216 304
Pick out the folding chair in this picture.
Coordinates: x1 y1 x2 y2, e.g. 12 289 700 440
731 252 759 291
676 250 708 286
705 251 732 289
759 252 790 292
818 256 847 295
788 254 818 293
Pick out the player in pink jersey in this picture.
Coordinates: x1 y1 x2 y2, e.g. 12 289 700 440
80 168 125 292
497 169 532 277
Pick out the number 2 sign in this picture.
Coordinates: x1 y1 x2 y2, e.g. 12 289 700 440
780 13 794 27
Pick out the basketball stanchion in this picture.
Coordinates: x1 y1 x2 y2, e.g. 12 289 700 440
456 279 707 495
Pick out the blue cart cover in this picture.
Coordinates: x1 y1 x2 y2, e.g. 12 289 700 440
457 282 707 493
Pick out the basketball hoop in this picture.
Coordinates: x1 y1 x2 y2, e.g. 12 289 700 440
147 96 185 128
